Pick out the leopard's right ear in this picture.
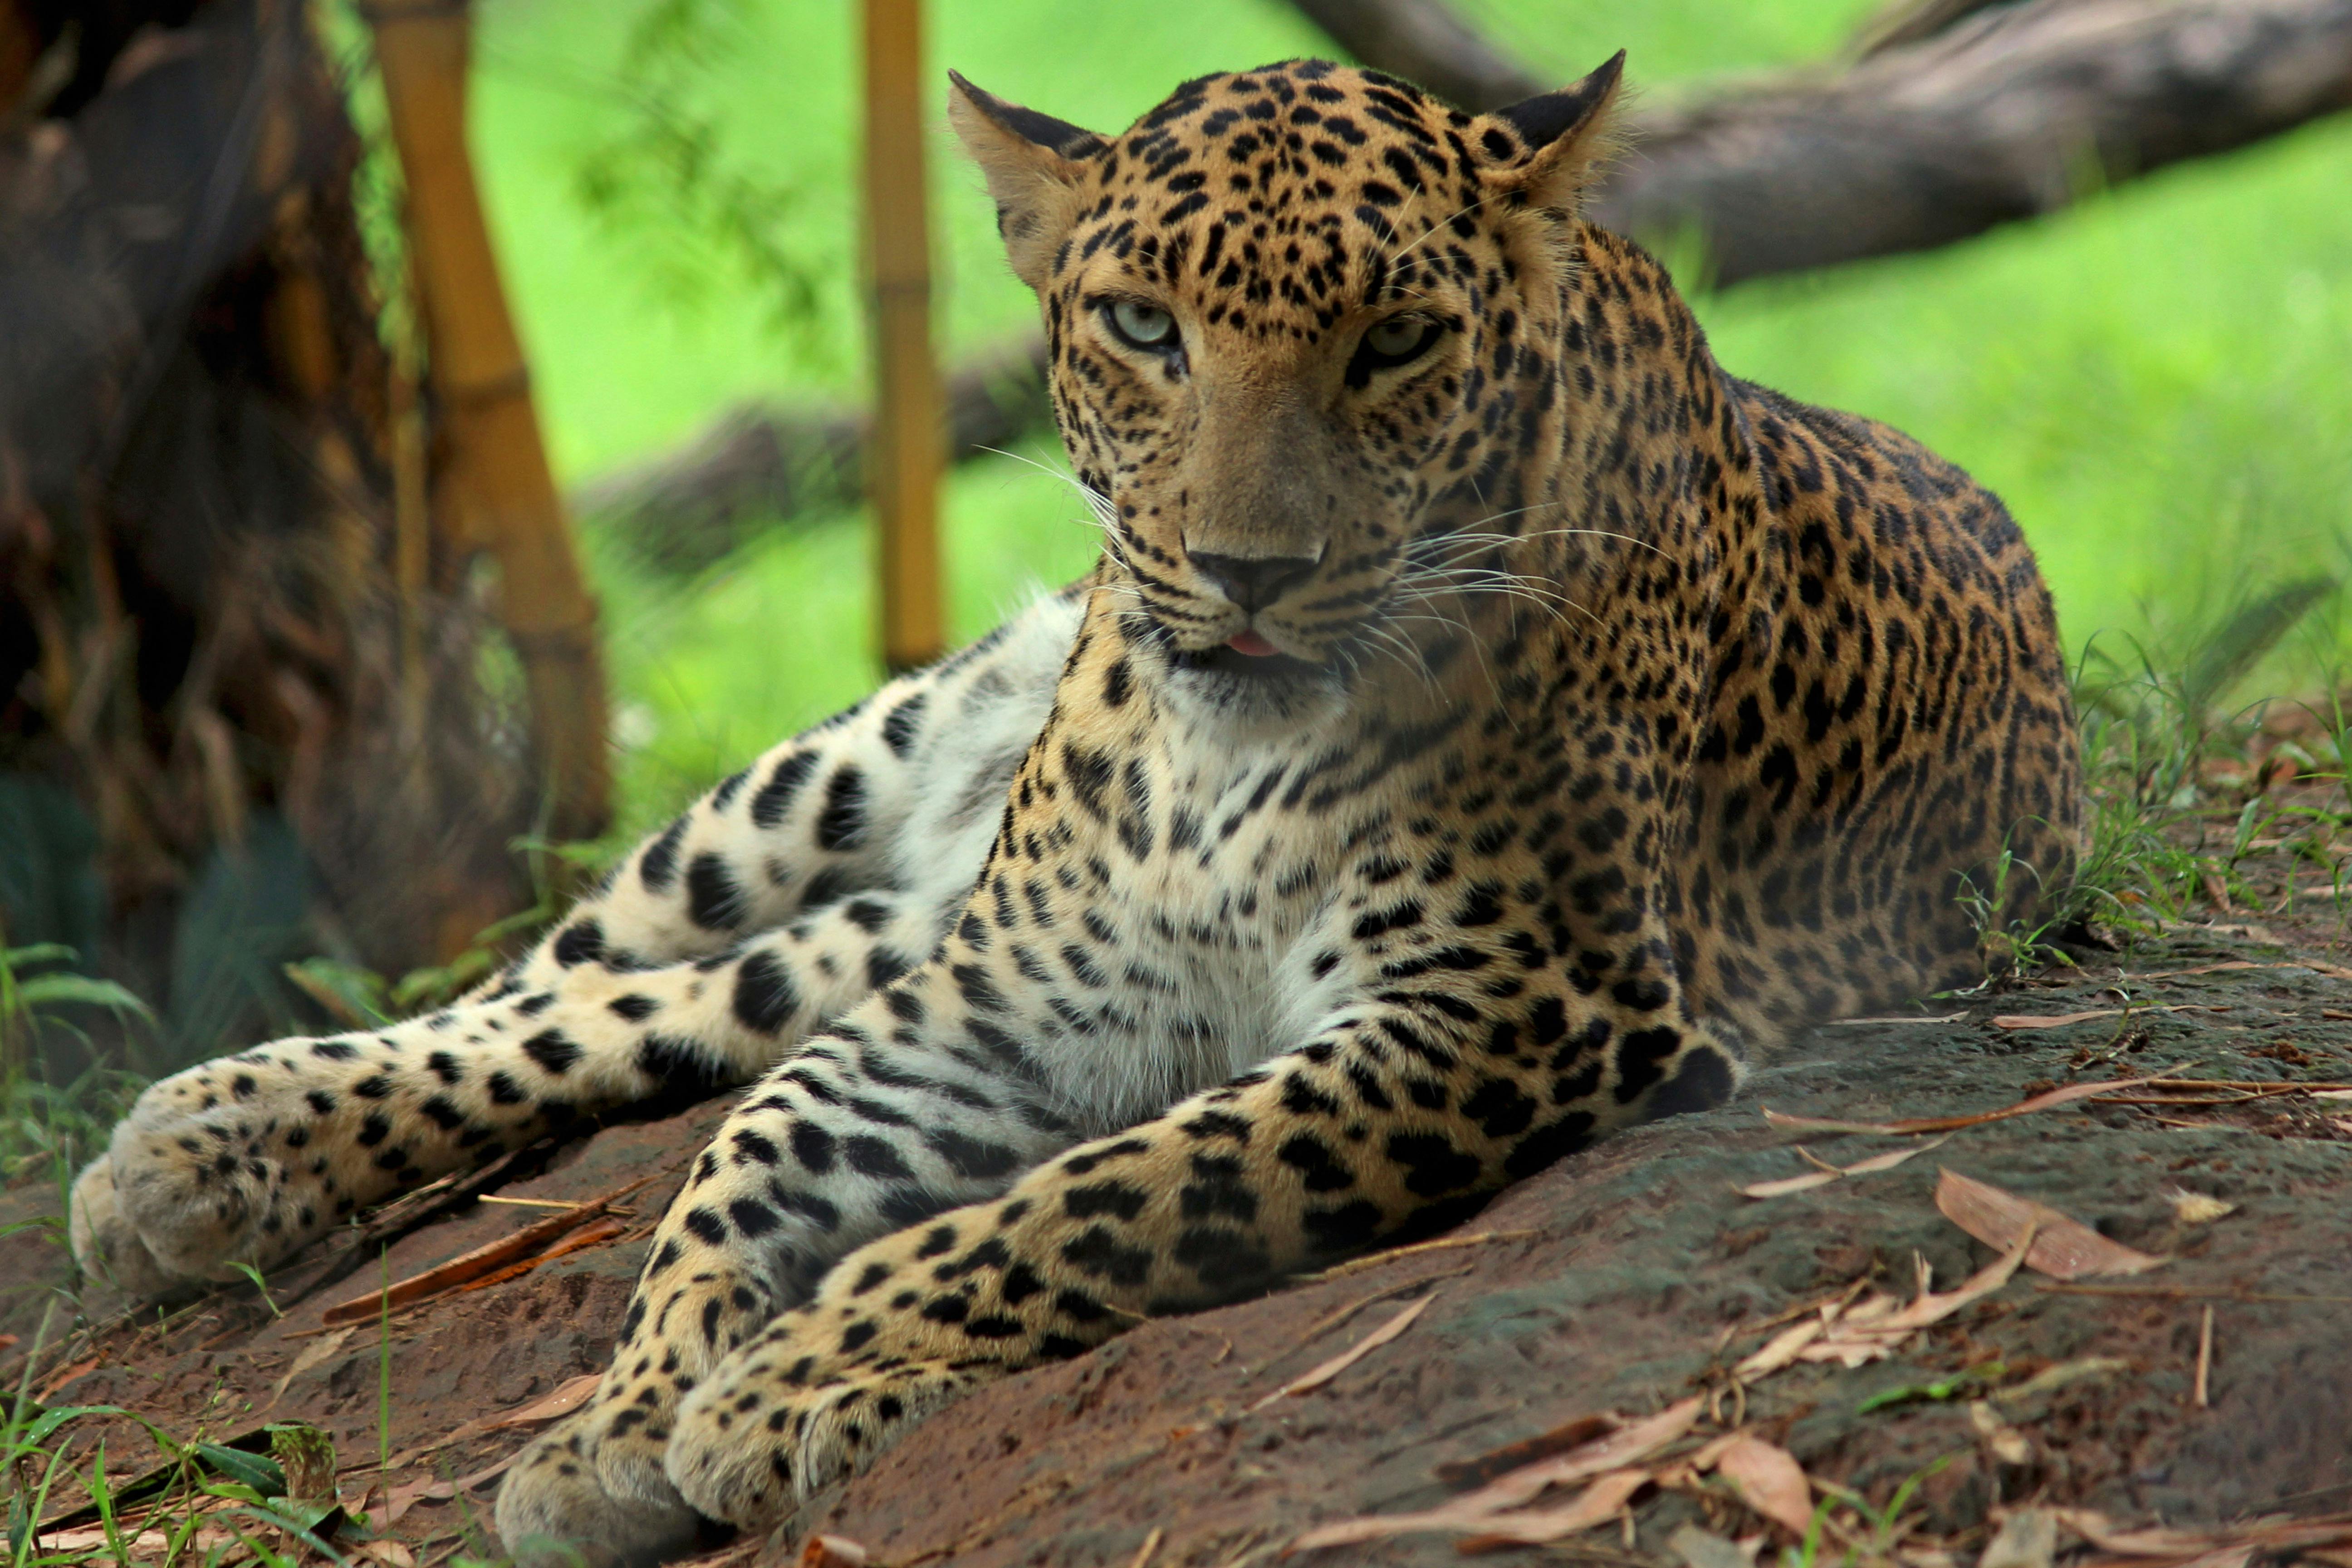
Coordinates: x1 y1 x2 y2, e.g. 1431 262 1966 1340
948 71 1105 291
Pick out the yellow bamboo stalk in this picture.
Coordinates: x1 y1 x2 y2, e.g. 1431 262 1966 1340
862 0 944 673
367 0 610 842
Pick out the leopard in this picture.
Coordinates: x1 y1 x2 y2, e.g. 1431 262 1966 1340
69 52 2082 1566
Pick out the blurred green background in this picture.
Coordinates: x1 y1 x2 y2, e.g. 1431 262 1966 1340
459 0 2352 843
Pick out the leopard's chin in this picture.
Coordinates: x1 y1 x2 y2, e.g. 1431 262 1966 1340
1168 643 1322 682
1160 640 1345 727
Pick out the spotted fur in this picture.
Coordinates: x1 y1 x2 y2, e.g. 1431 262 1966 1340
72 55 2079 1565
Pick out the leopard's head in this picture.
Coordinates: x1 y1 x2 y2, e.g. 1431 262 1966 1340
951 54 1625 710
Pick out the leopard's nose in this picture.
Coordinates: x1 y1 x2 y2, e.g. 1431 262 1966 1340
1190 550 1319 614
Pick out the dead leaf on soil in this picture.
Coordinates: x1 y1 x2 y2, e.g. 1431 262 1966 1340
1992 1357 2130 1403
1738 1135 1950 1198
355 1541 417 1568
488 1371 603 1428
1452 1468 1652 1553
1668 1523 1756 1568
384 1475 456 1527
453 1214 627 1294
34 1353 100 1402
1248 1293 1436 1412
321 1175 651 1327
797 1536 869 1568
2163 1189 2237 1225
1436 1414 1616 1489
1303 1229 1537 1282
1289 1265 1473 1357
42 1524 244 1556
1936 1170 2166 1280
1714 1436 1813 1536
1970 1400 2033 1464
1762 1077 2147 1137
381 1376 604 1470
1989 1009 2180 1031
269 1324 355 1408
1737 1230 2033 1377
1981 1509 2060 1568
1289 1397 1703 1550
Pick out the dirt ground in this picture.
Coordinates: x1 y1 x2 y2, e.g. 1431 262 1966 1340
5 906 2352 1566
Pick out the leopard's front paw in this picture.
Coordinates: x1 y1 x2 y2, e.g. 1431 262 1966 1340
89 1038 451 1285
666 1328 996 1528
68 1154 192 1303
496 1399 705 1568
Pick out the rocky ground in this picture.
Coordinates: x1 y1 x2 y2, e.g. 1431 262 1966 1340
5 903 2351 1567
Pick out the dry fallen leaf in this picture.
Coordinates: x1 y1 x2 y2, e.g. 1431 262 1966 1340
1761 1078 2141 1137
1739 1136 1950 1199
1667 1523 1754 1568
381 1374 606 1470
1742 1231 2033 1377
2163 1189 2237 1225
1936 1169 2166 1281
1989 1010 2153 1031
269 1324 355 1408
322 1175 652 1327
1734 1317 1830 1379
383 1475 455 1527
1249 1293 1436 1412
1981 1509 2059 1568
1453 1469 1651 1553
1970 1400 2033 1464
2053 1510 2231 1558
1714 1436 1813 1536
355 1542 417 1568
1436 1414 1616 1488
487 1371 603 1429
1289 1397 1703 1550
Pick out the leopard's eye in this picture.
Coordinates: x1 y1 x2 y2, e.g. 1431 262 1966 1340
1107 301 1177 350
1357 316 1438 370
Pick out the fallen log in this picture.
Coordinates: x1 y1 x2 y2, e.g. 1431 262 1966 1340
577 335 1049 573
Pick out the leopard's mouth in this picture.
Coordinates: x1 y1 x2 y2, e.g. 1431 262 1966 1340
1168 642 1323 682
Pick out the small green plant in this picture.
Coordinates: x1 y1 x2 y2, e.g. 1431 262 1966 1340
226 1263 284 1320
1954 838 2071 985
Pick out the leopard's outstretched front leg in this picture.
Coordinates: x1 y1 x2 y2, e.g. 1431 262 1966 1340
498 944 1743 1559
70 891 938 1293
657 989 1744 1526
494 968 1086 1565
70 595 1083 1296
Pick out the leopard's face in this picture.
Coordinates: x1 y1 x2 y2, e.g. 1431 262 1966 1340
951 57 1627 711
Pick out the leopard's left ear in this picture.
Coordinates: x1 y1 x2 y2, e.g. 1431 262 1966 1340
948 72 1107 290
1471 50 1626 218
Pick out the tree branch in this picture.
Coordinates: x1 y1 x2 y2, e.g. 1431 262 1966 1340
578 336 1050 574
588 0 2352 560
1594 0 2352 284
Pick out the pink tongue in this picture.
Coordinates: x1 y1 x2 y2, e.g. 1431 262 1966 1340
1227 630 1279 657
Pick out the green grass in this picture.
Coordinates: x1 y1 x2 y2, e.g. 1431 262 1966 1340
441 0 2352 834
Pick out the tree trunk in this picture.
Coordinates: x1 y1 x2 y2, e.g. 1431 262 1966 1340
0 0 545 1066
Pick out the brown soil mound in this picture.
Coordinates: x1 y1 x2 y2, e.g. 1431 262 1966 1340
5 922 2350 1567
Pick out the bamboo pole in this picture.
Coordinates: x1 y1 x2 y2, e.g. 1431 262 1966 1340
862 0 944 673
365 0 610 843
